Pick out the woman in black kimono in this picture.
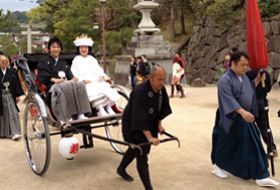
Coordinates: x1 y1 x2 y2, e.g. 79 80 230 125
0 55 24 140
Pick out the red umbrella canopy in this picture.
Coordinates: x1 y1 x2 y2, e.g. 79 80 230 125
246 0 268 69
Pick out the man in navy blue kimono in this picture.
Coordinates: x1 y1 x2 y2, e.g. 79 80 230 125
211 51 279 187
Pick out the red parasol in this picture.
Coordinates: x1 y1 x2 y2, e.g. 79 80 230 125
246 0 268 69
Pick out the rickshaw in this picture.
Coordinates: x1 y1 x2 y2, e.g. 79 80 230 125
16 53 180 176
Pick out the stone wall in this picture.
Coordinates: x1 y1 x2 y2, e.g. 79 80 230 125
187 15 280 85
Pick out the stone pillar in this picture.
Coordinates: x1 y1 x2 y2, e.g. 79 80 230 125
27 25 32 53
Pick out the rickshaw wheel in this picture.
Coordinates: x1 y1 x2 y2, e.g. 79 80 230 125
23 100 51 176
105 89 129 155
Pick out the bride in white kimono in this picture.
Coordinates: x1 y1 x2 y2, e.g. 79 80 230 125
71 35 120 116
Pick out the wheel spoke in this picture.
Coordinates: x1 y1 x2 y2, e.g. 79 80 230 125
106 90 129 154
23 100 50 175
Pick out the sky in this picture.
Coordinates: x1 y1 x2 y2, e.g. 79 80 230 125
0 0 38 12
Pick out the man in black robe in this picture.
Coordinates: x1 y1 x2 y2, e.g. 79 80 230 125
0 55 24 116
37 37 75 108
38 55 73 91
0 55 24 139
246 69 277 157
117 65 172 190
211 51 279 187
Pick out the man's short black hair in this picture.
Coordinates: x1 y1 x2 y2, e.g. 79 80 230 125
231 47 239 53
48 37 63 50
230 51 249 65
0 51 3 55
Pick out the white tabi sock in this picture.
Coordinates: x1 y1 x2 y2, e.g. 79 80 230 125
256 178 279 187
106 105 116 115
98 107 109 117
211 164 228 179
78 114 87 120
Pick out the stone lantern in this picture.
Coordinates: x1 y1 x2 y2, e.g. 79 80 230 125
114 0 175 86
133 0 161 35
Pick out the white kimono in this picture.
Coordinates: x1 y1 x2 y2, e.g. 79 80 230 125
71 55 120 102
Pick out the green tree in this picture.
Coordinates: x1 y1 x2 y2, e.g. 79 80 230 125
0 35 19 56
178 0 191 34
189 0 280 26
11 11 29 24
28 0 139 54
0 10 19 32
206 0 243 26
156 0 192 41
259 0 280 18
106 27 134 55
17 36 27 54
